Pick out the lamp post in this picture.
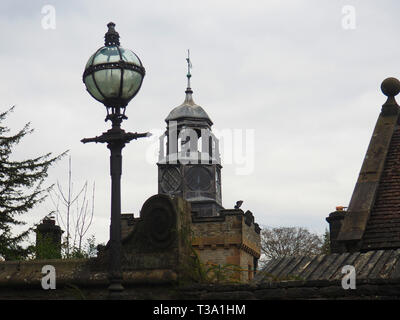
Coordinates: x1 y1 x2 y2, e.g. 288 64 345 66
81 22 149 297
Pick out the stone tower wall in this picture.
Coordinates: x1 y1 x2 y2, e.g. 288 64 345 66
191 210 261 282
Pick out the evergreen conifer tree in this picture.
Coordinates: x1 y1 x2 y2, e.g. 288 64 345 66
0 107 65 260
320 229 331 255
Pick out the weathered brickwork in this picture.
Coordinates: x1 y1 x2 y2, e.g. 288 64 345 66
191 209 261 282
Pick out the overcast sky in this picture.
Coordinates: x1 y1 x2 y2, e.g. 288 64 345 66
2 0 399 246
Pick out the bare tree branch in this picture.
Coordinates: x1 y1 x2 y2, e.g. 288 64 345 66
260 226 323 264
47 156 95 258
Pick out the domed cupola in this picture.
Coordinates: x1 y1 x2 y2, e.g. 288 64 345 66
165 89 213 126
157 52 223 217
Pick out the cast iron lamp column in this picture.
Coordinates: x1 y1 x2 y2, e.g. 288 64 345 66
81 23 148 297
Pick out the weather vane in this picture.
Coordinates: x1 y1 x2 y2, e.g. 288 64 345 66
186 49 192 89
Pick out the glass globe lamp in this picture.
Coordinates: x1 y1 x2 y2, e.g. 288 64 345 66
82 22 145 116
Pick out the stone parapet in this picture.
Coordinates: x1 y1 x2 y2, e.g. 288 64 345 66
191 208 261 282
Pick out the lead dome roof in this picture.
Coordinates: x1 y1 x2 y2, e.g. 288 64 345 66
165 89 213 125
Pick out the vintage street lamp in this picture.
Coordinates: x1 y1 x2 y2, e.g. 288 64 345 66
81 22 149 296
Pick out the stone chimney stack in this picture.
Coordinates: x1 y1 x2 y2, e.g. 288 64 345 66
326 209 346 253
35 217 63 259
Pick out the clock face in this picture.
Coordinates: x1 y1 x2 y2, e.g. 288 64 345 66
186 166 211 191
161 167 181 193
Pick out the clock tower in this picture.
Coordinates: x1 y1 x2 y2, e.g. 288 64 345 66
157 53 223 216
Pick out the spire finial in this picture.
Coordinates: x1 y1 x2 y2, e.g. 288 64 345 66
381 77 400 98
381 77 400 108
105 22 120 46
185 49 193 94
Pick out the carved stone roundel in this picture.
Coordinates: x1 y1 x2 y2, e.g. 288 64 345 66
142 197 177 250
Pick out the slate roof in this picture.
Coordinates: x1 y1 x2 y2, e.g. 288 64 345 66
255 249 400 283
334 79 400 252
362 126 400 250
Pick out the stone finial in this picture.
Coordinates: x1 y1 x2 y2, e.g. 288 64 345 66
381 77 400 114
381 77 400 97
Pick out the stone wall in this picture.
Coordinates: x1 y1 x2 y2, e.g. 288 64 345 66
0 258 178 299
0 195 264 298
1 268 400 300
177 279 400 300
191 209 261 282
0 194 194 299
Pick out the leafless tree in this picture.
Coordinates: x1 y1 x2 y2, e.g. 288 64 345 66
48 156 95 257
260 226 323 264
72 181 95 252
